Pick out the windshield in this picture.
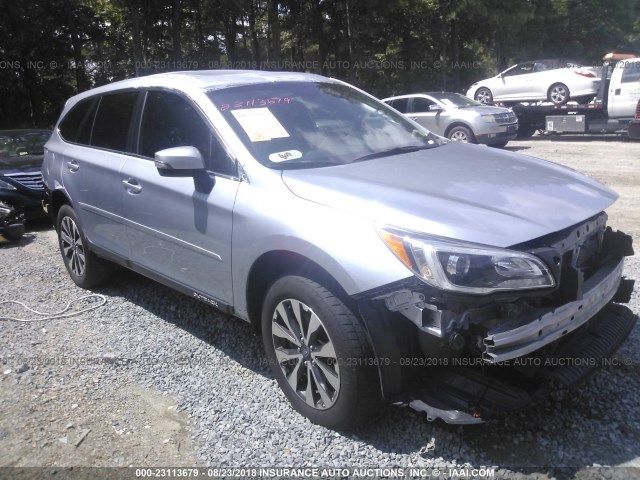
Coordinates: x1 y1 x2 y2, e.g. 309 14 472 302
0 131 51 157
428 92 482 108
207 81 440 168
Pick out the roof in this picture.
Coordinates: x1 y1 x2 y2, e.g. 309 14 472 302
67 70 332 105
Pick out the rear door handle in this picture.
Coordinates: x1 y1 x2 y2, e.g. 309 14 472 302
122 178 142 194
66 160 79 172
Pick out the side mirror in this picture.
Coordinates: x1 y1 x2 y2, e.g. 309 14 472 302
154 146 213 193
429 104 443 112
154 146 206 172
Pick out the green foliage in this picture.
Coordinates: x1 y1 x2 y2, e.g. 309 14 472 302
0 0 639 128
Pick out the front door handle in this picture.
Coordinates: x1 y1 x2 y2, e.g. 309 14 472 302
66 160 79 172
122 178 142 194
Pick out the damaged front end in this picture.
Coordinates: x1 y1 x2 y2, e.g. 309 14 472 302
357 213 637 424
0 200 25 241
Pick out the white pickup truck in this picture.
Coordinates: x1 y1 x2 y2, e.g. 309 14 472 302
511 53 640 137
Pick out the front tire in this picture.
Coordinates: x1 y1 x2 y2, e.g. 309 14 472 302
474 87 493 104
548 83 570 105
261 275 381 430
56 205 112 288
447 125 476 143
516 125 537 139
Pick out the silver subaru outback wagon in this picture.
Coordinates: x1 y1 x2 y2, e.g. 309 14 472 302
42 70 637 429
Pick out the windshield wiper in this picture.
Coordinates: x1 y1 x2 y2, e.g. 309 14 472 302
276 158 345 169
352 144 437 163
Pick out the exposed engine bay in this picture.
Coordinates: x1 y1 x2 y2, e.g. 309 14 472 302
359 212 637 423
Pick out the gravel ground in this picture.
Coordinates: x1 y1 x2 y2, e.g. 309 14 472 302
1 135 639 480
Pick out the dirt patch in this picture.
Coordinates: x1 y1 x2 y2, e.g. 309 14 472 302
0 230 197 468
0 365 195 467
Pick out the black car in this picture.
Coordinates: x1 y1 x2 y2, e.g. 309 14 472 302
0 129 51 241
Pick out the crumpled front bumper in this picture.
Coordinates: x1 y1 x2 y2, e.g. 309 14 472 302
0 200 25 239
484 257 625 362
410 302 637 423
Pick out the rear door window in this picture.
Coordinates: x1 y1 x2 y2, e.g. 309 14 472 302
91 92 139 152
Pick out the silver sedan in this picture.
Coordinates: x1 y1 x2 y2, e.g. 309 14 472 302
383 92 518 147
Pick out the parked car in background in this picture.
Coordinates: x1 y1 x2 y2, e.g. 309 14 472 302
42 71 636 429
467 59 600 106
512 54 640 137
0 129 50 240
383 92 517 147
628 99 640 140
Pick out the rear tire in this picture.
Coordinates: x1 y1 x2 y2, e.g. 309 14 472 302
56 205 113 288
261 275 381 430
489 141 508 148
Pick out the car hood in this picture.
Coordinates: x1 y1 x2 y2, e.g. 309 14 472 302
0 154 44 173
281 142 618 248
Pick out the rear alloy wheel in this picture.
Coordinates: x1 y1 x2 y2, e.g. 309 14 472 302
262 275 381 429
548 83 570 105
448 125 476 143
474 87 493 104
57 205 113 288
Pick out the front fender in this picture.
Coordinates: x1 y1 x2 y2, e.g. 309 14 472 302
231 177 412 320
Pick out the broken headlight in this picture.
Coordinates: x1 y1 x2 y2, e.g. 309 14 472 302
0 179 17 190
0 200 13 219
378 226 555 294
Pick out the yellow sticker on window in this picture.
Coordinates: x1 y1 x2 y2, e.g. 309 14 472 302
231 108 290 142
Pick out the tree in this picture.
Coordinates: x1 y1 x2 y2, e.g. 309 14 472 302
1 0 640 129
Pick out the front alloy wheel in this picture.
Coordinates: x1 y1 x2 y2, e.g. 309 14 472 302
448 125 475 143
548 83 569 105
271 298 340 409
261 275 381 429
475 87 493 104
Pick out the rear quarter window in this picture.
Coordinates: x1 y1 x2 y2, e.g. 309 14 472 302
59 98 97 145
